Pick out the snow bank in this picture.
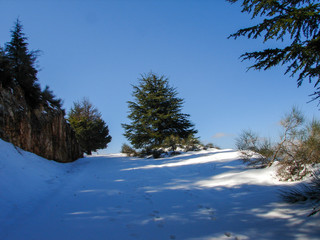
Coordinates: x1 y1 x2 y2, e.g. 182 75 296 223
0 139 82 238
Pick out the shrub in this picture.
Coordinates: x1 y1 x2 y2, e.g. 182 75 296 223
162 135 182 152
235 130 273 168
121 143 137 157
181 134 201 152
204 143 220 150
236 108 320 180
281 171 320 216
274 108 315 180
151 149 165 159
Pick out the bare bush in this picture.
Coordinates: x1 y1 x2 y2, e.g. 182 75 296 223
275 108 319 180
235 130 273 168
236 108 320 180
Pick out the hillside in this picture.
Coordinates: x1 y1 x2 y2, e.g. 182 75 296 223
0 138 319 240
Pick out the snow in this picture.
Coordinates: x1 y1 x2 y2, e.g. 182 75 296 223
0 138 319 240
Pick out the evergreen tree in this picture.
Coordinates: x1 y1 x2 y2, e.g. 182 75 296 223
122 73 197 151
41 85 64 110
228 0 320 105
5 19 41 107
0 47 13 89
68 98 112 155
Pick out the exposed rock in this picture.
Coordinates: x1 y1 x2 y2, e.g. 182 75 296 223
0 86 83 162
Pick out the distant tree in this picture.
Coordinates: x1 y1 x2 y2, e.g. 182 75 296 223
68 98 112 155
122 73 197 152
228 0 320 106
121 143 137 157
5 19 41 108
205 143 215 149
204 143 220 150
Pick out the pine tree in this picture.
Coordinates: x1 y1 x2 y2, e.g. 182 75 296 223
41 85 64 110
0 47 13 89
5 19 41 108
68 98 112 155
122 73 197 152
228 0 320 105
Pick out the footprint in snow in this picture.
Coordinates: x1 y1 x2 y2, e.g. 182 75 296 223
225 232 240 239
198 205 216 220
149 210 160 218
157 222 164 228
130 232 139 239
144 193 153 203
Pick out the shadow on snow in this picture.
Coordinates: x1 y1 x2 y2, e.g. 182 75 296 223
60 151 320 240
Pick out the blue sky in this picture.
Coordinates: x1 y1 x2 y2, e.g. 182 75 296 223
1 0 318 153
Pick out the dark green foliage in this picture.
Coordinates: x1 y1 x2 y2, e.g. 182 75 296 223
228 0 320 105
0 19 83 162
141 148 165 159
41 85 63 110
181 134 201 152
5 19 42 108
0 47 13 89
122 73 197 152
1 19 64 113
68 98 112 155
281 172 320 216
204 143 220 150
122 134 203 158
162 134 202 153
121 143 137 157
162 135 182 152
302 120 320 164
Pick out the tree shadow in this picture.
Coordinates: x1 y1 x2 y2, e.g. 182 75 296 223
7 152 318 240
60 152 320 240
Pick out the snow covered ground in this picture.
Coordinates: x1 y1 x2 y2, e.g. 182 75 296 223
0 138 319 240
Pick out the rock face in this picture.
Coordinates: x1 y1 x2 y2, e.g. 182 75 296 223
0 86 83 162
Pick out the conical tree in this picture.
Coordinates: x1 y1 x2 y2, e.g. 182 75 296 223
122 73 197 151
68 98 112 155
5 19 41 108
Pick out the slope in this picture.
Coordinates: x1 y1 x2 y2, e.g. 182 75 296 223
0 139 319 240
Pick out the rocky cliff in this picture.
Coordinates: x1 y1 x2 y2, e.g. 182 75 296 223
0 86 83 162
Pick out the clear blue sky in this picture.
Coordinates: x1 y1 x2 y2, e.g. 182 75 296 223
1 0 318 153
